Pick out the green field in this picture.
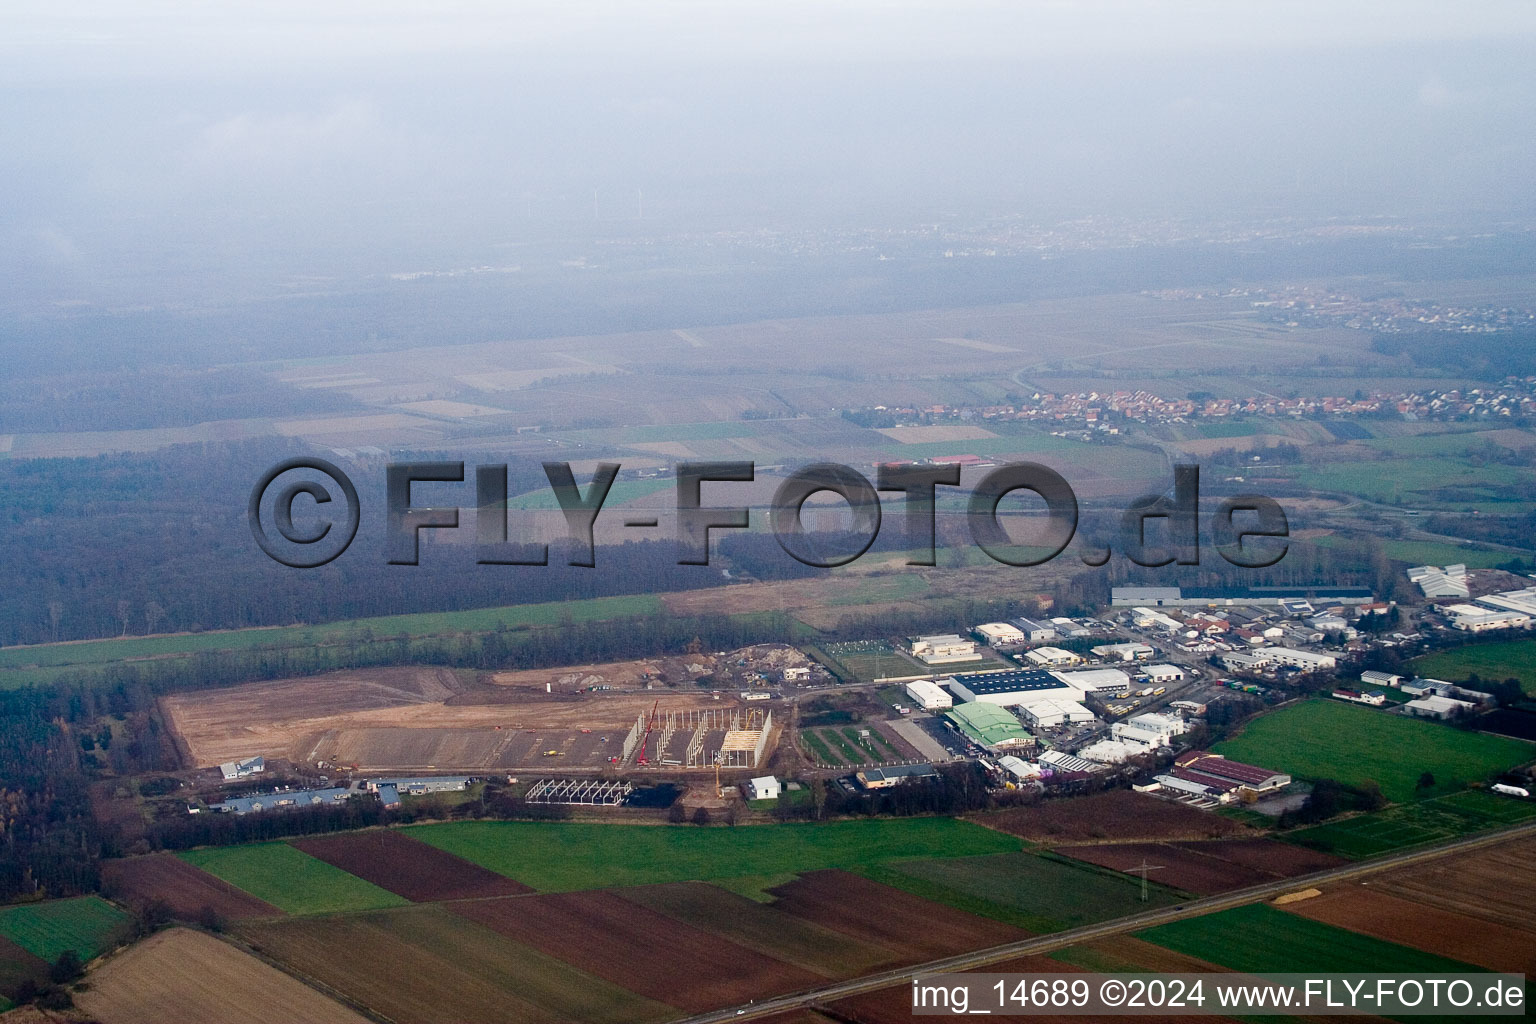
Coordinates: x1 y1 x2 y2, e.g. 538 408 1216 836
504 477 675 510
1281 789 1536 859
1212 699 1534 802
1411 639 1536 695
0 896 129 963
812 640 912 682
179 843 409 915
1290 457 1529 507
873 851 1182 933
408 818 1020 891
0 592 666 688
1137 903 1480 975
1310 534 1513 569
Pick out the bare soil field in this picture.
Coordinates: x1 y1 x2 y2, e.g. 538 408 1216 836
0 935 45 998
971 791 1251 844
101 854 282 921
765 870 1025 962
162 666 732 770
74 928 368 1024
1074 934 1229 974
1053 843 1267 895
615 882 895 977
876 425 999 443
1372 835 1536 933
1169 838 1344 877
290 830 532 902
238 905 671 1024
1283 886 1536 974
451 890 823 1012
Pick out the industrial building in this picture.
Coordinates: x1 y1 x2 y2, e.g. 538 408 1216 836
1038 750 1100 773
1050 667 1133 695
1111 712 1187 748
946 669 1073 707
1112 585 1376 608
1050 617 1092 637
1012 617 1057 642
1130 607 1183 631
1019 697 1095 729
1218 647 1337 673
528 778 635 805
974 622 1026 646
209 786 353 815
1360 670 1403 688
1172 751 1291 794
945 702 1033 751
1076 739 1148 764
909 634 983 665
1024 646 1081 667
1442 604 1530 632
365 776 472 795
1142 664 1185 684
1477 587 1536 617
905 678 954 711
856 763 940 789
996 755 1040 781
1406 694 1477 720
1407 564 1470 600
1092 641 1155 662
219 755 265 781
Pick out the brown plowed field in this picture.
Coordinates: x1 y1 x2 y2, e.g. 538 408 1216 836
1169 838 1344 877
1373 835 1536 933
1074 934 1230 974
615 882 895 977
1285 886 1536 974
1054 843 1268 895
74 928 368 1024
237 905 672 1024
765 870 1025 962
452 890 823 1012
970 790 1250 844
101 854 282 920
290 830 531 902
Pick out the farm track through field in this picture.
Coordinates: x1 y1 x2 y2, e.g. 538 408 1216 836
672 818 1536 1023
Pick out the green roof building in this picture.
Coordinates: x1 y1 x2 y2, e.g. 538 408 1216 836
945 702 1033 751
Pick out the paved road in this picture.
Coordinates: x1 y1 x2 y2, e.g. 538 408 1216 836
671 819 1536 1024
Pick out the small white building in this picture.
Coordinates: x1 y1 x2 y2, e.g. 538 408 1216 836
1131 607 1183 631
975 622 1026 646
910 634 983 665
1012 617 1057 642
782 666 811 683
1024 646 1081 667
1019 698 1096 729
1142 664 1185 684
1406 694 1476 720
905 679 954 711
1360 670 1403 688
219 755 266 781
1112 712 1187 748
1091 642 1155 662
744 776 781 801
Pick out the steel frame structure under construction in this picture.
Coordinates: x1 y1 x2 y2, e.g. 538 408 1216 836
621 707 772 768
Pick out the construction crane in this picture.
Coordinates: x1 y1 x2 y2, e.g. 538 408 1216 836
635 699 660 765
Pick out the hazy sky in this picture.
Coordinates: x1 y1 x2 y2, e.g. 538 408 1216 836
4 2 1535 308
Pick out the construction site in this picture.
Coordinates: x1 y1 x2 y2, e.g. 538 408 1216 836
621 705 775 770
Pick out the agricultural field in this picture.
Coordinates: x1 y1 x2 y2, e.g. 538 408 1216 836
237 904 671 1024
0 896 129 963
1281 788 1536 859
1371 834 1536 933
73 928 370 1024
765 870 1026 962
1283 886 1536 975
1410 638 1536 694
1211 698 1534 801
290 830 533 902
101 854 282 921
876 850 1182 933
970 789 1252 843
1135 903 1481 975
453 890 825 1012
408 817 1020 891
178 843 408 916
1052 839 1343 896
615 882 895 977
1286 454 1531 507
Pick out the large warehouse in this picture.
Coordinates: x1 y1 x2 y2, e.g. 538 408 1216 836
946 669 1074 707
905 679 953 711
945 702 1033 751
1018 697 1095 729
1050 667 1132 695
